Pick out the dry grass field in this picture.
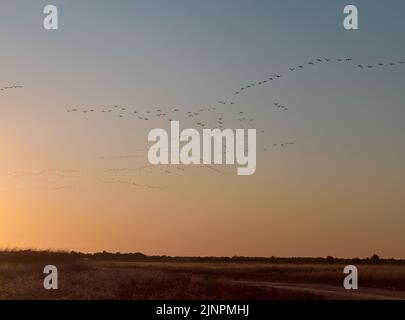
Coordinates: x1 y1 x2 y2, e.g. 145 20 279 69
1 257 405 300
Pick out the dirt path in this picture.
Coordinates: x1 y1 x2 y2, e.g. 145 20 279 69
234 280 405 300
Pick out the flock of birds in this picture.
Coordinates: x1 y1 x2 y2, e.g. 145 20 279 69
0 85 24 93
65 56 405 122
0 165 235 192
65 103 268 134
357 60 405 69
229 58 356 98
3 56 405 190
64 55 405 162
228 57 405 100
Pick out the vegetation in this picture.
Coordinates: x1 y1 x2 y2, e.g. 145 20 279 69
0 249 402 265
1 250 404 300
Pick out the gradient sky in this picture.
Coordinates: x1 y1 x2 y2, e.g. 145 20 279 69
0 0 404 257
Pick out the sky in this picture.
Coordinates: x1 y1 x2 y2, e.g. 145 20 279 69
0 0 404 258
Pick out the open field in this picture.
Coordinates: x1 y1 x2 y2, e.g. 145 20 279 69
1 258 405 300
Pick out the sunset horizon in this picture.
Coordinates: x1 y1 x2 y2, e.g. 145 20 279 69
1 0 405 304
